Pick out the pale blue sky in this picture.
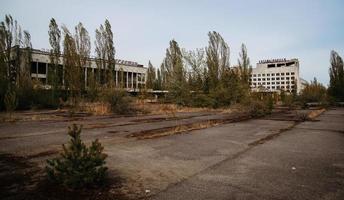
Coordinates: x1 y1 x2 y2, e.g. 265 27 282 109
1 0 344 85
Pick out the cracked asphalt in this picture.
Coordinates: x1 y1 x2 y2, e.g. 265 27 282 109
151 108 344 200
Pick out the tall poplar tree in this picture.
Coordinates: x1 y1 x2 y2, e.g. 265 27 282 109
328 50 344 101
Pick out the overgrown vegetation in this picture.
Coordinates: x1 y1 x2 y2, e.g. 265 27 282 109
328 50 344 102
0 14 131 115
46 124 107 189
299 78 327 105
146 31 252 109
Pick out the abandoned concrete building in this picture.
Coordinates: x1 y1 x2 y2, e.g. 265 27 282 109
250 58 305 93
11 47 147 91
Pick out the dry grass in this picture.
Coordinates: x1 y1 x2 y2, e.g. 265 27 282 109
134 102 224 115
79 102 111 115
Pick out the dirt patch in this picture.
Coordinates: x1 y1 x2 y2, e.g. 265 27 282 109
129 114 252 139
0 153 127 200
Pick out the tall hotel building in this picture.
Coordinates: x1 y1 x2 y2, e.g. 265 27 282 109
249 58 302 93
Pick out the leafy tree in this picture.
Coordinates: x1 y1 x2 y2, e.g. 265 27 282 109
95 19 116 86
300 78 327 103
74 22 91 91
163 40 189 105
48 18 62 91
328 50 344 101
183 48 206 92
62 26 81 107
206 31 230 91
46 124 107 189
146 61 156 89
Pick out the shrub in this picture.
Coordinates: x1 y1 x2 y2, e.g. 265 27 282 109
4 88 18 115
243 98 272 117
102 88 133 114
46 124 107 189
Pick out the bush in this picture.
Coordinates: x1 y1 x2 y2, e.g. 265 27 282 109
46 124 107 189
4 88 18 114
243 98 272 117
189 93 215 108
102 88 133 114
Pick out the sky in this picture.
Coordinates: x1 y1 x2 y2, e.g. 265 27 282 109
1 0 344 85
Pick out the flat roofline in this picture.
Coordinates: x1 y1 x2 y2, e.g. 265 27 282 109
12 46 145 68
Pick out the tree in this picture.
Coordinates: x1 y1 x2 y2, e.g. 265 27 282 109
62 26 81 106
300 78 327 103
74 22 91 90
328 50 344 101
163 39 189 105
95 19 116 86
206 31 230 91
46 124 107 189
237 43 252 86
48 18 61 89
146 61 156 89
183 48 206 92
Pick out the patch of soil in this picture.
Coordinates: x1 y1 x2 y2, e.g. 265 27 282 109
0 153 127 200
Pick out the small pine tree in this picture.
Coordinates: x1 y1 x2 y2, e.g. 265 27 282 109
46 124 107 189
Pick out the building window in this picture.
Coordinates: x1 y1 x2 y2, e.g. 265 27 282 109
276 73 280 76
276 82 280 84
291 72 295 75
281 81 285 84
267 78 270 80
38 62 46 74
262 78 266 81
267 74 270 76
253 74 256 77
281 77 284 80
262 74 265 77
291 76 295 80
272 78 275 80
281 73 284 75
286 72 290 75
258 78 261 81
271 73 275 76
258 74 261 77
31 62 37 73
276 77 280 80
272 82 275 84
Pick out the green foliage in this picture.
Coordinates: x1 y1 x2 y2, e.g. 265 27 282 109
46 124 107 189
328 51 344 101
299 78 327 104
243 97 272 117
4 87 17 114
102 88 133 114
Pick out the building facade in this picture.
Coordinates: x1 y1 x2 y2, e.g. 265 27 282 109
27 48 147 91
249 58 302 93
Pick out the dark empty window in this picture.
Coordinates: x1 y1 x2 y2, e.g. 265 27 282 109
31 62 37 73
38 62 46 74
268 64 275 68
286 62 295 66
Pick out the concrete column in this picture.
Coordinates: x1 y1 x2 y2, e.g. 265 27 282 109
85 67 88 88
36 62 38 79
136 73 138 89
126 71 128 88
115 70 118 87
131 72 134 89
45 63 48 84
